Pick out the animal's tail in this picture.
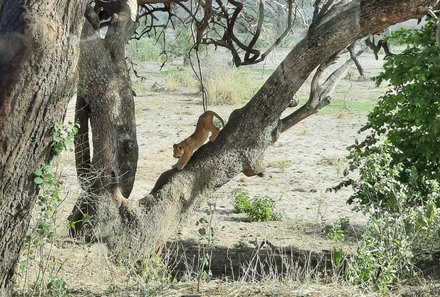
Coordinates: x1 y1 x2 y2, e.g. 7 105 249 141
208 111 225 128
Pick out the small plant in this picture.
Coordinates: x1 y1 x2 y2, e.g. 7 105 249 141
230 188 252 213
325 218 350 269
247 195 281 222
325 217 350 242
18 122 78 295
137 256 173 295
53 122 79 155
195 201 217 291
230 188 281 222
46 278 68 296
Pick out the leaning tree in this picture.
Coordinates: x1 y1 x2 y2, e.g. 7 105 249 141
0 0 436 294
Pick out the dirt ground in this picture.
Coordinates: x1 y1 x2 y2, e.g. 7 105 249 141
15 51 407 296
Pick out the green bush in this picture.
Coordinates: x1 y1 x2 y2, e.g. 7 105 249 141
351 17 440 198
339 17 440 292
247 195 281 222
344 145 440 292
230 188 281 222
231 188 252 213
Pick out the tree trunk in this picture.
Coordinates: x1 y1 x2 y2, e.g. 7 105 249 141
69 4 138 236
77 0 434 263
0 0 87 293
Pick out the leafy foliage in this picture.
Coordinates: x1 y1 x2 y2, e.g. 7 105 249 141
339 18 440 292
345 146 439 292
324 218 350 268
18 122 79 295
53 122 79 156
350 17 440 202
230 188 281 222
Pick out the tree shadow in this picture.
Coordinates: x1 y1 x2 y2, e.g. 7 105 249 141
164 239 335 281
164 238 440 283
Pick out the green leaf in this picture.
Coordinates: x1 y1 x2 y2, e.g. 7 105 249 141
34 177 44 185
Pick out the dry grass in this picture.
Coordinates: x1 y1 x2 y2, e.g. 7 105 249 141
204 66 263 105
163 67 198 92
267 160 292 171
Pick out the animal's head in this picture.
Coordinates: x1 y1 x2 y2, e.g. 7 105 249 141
173 143 184 158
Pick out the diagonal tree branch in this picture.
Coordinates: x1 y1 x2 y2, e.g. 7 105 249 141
276 46 365 136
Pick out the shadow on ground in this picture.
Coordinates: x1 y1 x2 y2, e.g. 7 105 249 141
165 239 336 281
165 239 440 288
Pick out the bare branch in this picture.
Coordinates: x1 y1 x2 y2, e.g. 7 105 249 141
365 35 394 60
276 47 365 136
195 0 213 46
310 0 335 31
347 42 364 77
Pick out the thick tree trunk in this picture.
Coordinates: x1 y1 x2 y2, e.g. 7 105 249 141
79 0 434 263
69 4 138 236
0 0 87 293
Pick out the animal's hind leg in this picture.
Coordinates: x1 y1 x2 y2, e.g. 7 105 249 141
208 124 220 142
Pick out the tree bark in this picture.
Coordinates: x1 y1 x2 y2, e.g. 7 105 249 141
0 0 87 292
79 0 434 263
69 4 138 236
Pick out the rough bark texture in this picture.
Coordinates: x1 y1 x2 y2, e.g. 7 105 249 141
83 0 435 263
0 0 87 293
69 3 138 236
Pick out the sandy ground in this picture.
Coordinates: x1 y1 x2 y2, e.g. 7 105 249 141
132 92 369 252
15 51 392 296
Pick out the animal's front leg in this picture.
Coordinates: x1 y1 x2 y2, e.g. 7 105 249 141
174 152 193 170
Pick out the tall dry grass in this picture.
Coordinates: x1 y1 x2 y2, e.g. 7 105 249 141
204 66 262 105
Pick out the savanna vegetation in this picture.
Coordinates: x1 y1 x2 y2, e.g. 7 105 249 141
1 0 439 296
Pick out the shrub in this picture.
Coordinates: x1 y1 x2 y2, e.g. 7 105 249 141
247 195 281 222
163 67 198 92
351 17 440 197
337 17 440 292
344 145 440 292
230 188 281 222
230 188 252 213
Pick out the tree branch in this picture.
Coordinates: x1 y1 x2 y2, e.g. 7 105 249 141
277 45 366 136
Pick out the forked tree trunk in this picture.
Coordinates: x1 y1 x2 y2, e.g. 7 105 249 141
69 4 138 236
71 0 433 263
0 0 87 293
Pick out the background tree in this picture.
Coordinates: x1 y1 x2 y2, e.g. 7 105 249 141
0 0 436 293
0 0 88 292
